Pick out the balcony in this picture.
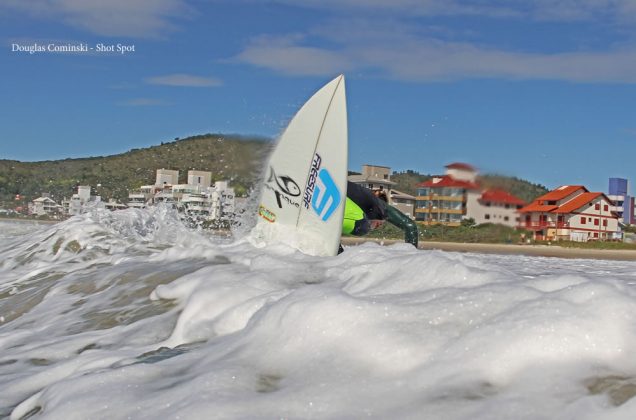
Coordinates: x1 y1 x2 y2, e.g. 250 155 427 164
520 221 569 230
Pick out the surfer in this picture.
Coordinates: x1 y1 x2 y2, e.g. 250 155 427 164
341 182 418 251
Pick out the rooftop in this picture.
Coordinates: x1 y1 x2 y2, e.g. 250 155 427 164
480 189 526 206
418 175 480 190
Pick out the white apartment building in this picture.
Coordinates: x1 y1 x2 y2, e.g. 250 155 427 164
31 196 62 216
128 169 235 222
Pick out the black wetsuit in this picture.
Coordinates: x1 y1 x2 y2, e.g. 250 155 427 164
345 182 418 247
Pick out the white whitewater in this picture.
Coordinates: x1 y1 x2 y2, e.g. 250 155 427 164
2 209 636 419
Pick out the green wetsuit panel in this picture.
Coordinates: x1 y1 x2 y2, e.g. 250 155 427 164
342 197 365 235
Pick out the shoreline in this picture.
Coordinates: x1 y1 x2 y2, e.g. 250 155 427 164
0 217 59 225
341 237 636 261
3 217 635 261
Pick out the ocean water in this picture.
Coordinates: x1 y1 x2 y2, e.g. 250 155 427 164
2 207 636 419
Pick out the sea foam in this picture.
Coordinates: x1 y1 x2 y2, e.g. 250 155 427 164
2 210 636 419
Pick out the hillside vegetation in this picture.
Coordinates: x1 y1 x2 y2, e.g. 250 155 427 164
1 134 548 208
391 170 548 203
0 134 271 205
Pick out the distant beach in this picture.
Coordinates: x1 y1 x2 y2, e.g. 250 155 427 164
342 237 636 261
4 217 635 261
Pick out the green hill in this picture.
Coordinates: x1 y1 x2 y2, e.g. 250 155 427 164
1 134 549 209
477 174 549 203
0 134 271 205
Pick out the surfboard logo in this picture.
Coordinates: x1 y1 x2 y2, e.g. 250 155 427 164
265 166 301 209
312 169 341 221
268 167 300 197
258 205 276 222
304 153 341 221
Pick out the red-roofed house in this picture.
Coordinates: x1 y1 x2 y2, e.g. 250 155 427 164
416 163 526 227
470 189 527 226
519 185 620 241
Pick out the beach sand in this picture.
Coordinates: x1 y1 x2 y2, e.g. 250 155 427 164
341 237 636 261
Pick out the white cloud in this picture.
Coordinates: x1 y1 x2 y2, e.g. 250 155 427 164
256 0 636 22
0 0 191 37
234 20 636 83
234 34 354 76
145 74 223 87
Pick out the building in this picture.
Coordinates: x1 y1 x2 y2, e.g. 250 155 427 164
468 189 526 226
389 190 417 219
518 185 620 241
416 175 479 226
608 178 633 225
416 163 525 227
64 185 100 215
348 164 416 218
348 164 396 191
31 196 62 216
104 199 128 211
127 169 235 222
188 170 212 188
156 169 179 186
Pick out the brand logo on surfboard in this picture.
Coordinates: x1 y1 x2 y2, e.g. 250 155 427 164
268 167 300 197
258 205 276 222
304 153 341 221
265 166 301 209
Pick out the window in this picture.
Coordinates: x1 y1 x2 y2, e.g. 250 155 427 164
581 217 586 224
595 204 600 210
485 214 490 220
604 205 609 211
594 219 599 226
504 216 509 221
603 219 608 227
594 232 599 238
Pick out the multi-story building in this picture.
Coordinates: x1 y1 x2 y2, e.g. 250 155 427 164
64 185 100 215
156 169 179 186
348 164 396 191
348 164 416 218
518 185 620 241
468 189 526 226
187 170 212 188
127 169 235 222
416 163 525 227
416 174 479 226
608 178 633 225
31 196 62 216
389 190 417 219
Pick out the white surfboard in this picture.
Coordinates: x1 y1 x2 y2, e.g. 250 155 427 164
254 75 348 256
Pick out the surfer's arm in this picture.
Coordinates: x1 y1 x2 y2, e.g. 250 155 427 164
385 205 419 248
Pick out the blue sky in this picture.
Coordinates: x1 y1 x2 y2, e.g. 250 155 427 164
1 0 635 193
